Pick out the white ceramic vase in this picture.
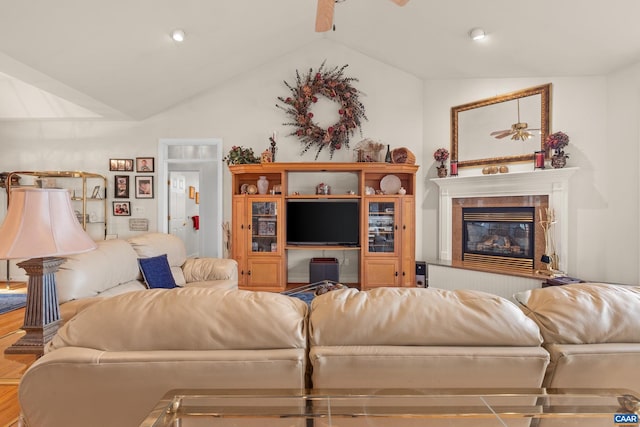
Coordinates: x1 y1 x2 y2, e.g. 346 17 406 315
257 176 269 195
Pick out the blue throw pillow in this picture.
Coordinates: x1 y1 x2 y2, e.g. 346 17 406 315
138 254 177 289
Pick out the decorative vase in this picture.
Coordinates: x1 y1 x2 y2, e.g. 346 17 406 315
551 151 567 169
437 164 448 178
257 176 269 195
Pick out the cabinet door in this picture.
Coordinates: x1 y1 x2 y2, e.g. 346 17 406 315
364 198 399 257
399 197 415 286
248 198 281 256
232 196 248 285
245 257 284 291
362 258 400 288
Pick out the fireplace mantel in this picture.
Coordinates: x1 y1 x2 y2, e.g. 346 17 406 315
431 167 578 273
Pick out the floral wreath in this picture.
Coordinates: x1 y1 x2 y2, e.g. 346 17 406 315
277 61 367 159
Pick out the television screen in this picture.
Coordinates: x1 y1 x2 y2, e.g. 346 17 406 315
286 200 359 246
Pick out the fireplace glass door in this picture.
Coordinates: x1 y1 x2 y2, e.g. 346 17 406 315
463 207 535 272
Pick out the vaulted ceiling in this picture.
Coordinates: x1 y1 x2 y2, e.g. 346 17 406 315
1 0 639 120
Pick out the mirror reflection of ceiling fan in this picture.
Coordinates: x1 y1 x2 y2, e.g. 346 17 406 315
316 0 410 32
490 99 540 141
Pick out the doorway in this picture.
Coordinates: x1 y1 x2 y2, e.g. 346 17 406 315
158 139 223 258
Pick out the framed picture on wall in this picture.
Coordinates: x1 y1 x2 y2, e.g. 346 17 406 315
109 159 134 172
112 201 131 216
114 175 129 198
136 157 154 172
135 176 154 199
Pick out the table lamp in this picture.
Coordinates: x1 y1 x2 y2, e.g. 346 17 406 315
0 187 97 355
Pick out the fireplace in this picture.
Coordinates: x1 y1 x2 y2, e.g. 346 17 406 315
432 168 577 276
462 207 535 274
450 195 548 275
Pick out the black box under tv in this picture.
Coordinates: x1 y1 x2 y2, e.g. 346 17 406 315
309 257 339 283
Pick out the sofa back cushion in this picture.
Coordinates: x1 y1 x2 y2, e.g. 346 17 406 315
514 283 640 344
56 239 141 303
309 287 543 347
128 233 187 286
49 288 308 351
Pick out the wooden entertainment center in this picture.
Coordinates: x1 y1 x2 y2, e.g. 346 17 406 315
229 162 419 291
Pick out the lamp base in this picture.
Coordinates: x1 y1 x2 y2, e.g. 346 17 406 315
5 257 64 356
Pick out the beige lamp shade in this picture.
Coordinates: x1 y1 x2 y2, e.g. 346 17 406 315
0 187 97 259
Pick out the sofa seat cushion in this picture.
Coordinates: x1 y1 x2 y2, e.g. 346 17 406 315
514 283 640 344
49 287 308 352
310 287 543 347
310 345 550 389
56 239 141 303
543 343 640 388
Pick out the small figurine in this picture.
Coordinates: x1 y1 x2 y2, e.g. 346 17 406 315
269 131 278 161
261 150 272 163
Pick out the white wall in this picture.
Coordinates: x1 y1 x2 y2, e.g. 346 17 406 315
0 39 424 279
423 75 638 285
1 38 638 286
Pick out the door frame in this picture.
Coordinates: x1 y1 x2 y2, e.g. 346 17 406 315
158 138 223 257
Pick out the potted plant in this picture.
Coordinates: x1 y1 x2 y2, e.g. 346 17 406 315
544 131 570 168
223 146 260 165
433 148 450 178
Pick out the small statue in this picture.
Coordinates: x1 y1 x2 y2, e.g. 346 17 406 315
269 132 278 162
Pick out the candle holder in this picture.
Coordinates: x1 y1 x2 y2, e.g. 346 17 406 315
534 151 546 170
450 160 458 176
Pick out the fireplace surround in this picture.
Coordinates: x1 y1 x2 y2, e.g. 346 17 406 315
432 167 577 275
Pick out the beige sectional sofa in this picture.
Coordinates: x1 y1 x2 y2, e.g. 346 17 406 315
56 232 238 321
18 282 640 427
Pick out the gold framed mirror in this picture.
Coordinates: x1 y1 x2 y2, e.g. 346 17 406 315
451 83 551 168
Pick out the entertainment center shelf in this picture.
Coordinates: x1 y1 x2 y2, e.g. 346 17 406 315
229 162 419 291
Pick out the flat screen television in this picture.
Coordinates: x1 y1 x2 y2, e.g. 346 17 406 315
286 200 359 246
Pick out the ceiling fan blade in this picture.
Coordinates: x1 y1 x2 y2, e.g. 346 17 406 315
316 0 335 32
490 129 511 136
390 0 410 5
492 131 513 139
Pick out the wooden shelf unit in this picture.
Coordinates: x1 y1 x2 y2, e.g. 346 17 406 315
229 162 419 291
5 171 108 240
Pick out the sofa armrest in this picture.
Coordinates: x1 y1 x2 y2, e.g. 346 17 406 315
182 258 238 283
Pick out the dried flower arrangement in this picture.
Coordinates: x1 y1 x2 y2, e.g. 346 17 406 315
276 61 367 159
354 138 385 162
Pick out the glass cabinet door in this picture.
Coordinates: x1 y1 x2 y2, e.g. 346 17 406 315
250 199 279 254
367 200 397 255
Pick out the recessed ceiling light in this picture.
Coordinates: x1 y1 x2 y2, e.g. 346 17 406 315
469 28 486 41
171 29 185 42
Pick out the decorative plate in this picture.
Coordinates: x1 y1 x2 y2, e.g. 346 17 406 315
240 183 249 194
380 175 401 195
247 184 258 195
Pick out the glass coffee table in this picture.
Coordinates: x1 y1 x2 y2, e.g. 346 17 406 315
140 388 640 427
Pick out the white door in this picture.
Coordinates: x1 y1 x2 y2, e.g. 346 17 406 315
169 172 187 243
158 138 223 258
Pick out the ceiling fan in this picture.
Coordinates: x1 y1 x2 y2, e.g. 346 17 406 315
315 0 410 32
489 99 539 141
